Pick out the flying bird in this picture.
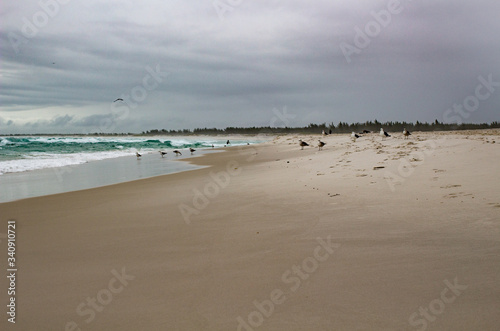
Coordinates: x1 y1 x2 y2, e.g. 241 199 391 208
159 151 167 157
299 140 309 150
403 128 412 139
318 140 326 150
114 98 124 102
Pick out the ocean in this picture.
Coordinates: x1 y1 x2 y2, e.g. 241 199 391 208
0 136 263 202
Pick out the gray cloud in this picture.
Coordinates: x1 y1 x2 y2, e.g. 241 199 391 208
1 0 499 134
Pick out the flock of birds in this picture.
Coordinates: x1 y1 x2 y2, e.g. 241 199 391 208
135 147 196 159
134 140 232 159
132 127 413 158
300 128 412 150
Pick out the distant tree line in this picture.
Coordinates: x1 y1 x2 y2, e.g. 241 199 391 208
140 120 500 135
3 120 498 136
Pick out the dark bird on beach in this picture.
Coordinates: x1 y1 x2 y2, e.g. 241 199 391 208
114 98 124 102
362 130 371 134
159 151 167 157
226 140 230 145
380 128 391 139
136 152 142 158
173 150 182 156
189 148 196 154
299 140 309 150
403 128 412 139
318 140 326 150
211 144 214 148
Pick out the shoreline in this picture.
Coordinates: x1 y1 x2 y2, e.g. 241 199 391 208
0 134 269 203
0 130 499 330
0 149 218 204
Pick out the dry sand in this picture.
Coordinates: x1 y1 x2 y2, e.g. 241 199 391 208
1 130 499 330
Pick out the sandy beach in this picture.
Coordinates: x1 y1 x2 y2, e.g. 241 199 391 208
1 130 499 330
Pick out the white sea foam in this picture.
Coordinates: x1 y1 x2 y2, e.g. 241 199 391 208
0 138 12 147
0 150 140 175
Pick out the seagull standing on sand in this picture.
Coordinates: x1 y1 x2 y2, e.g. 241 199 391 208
318 140 326 150
380 128 391 139
159 151 167 157
136 152 142 158
189 148 196 155
403 128 412 139
173 150 182 156
351 132 361 141
299 139 309 150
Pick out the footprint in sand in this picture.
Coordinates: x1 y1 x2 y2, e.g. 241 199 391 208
444 192 474 199
440 184 462 189
487 203 500 208
433 169 446 173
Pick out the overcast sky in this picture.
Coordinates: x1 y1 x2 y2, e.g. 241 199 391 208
1 0 499 134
